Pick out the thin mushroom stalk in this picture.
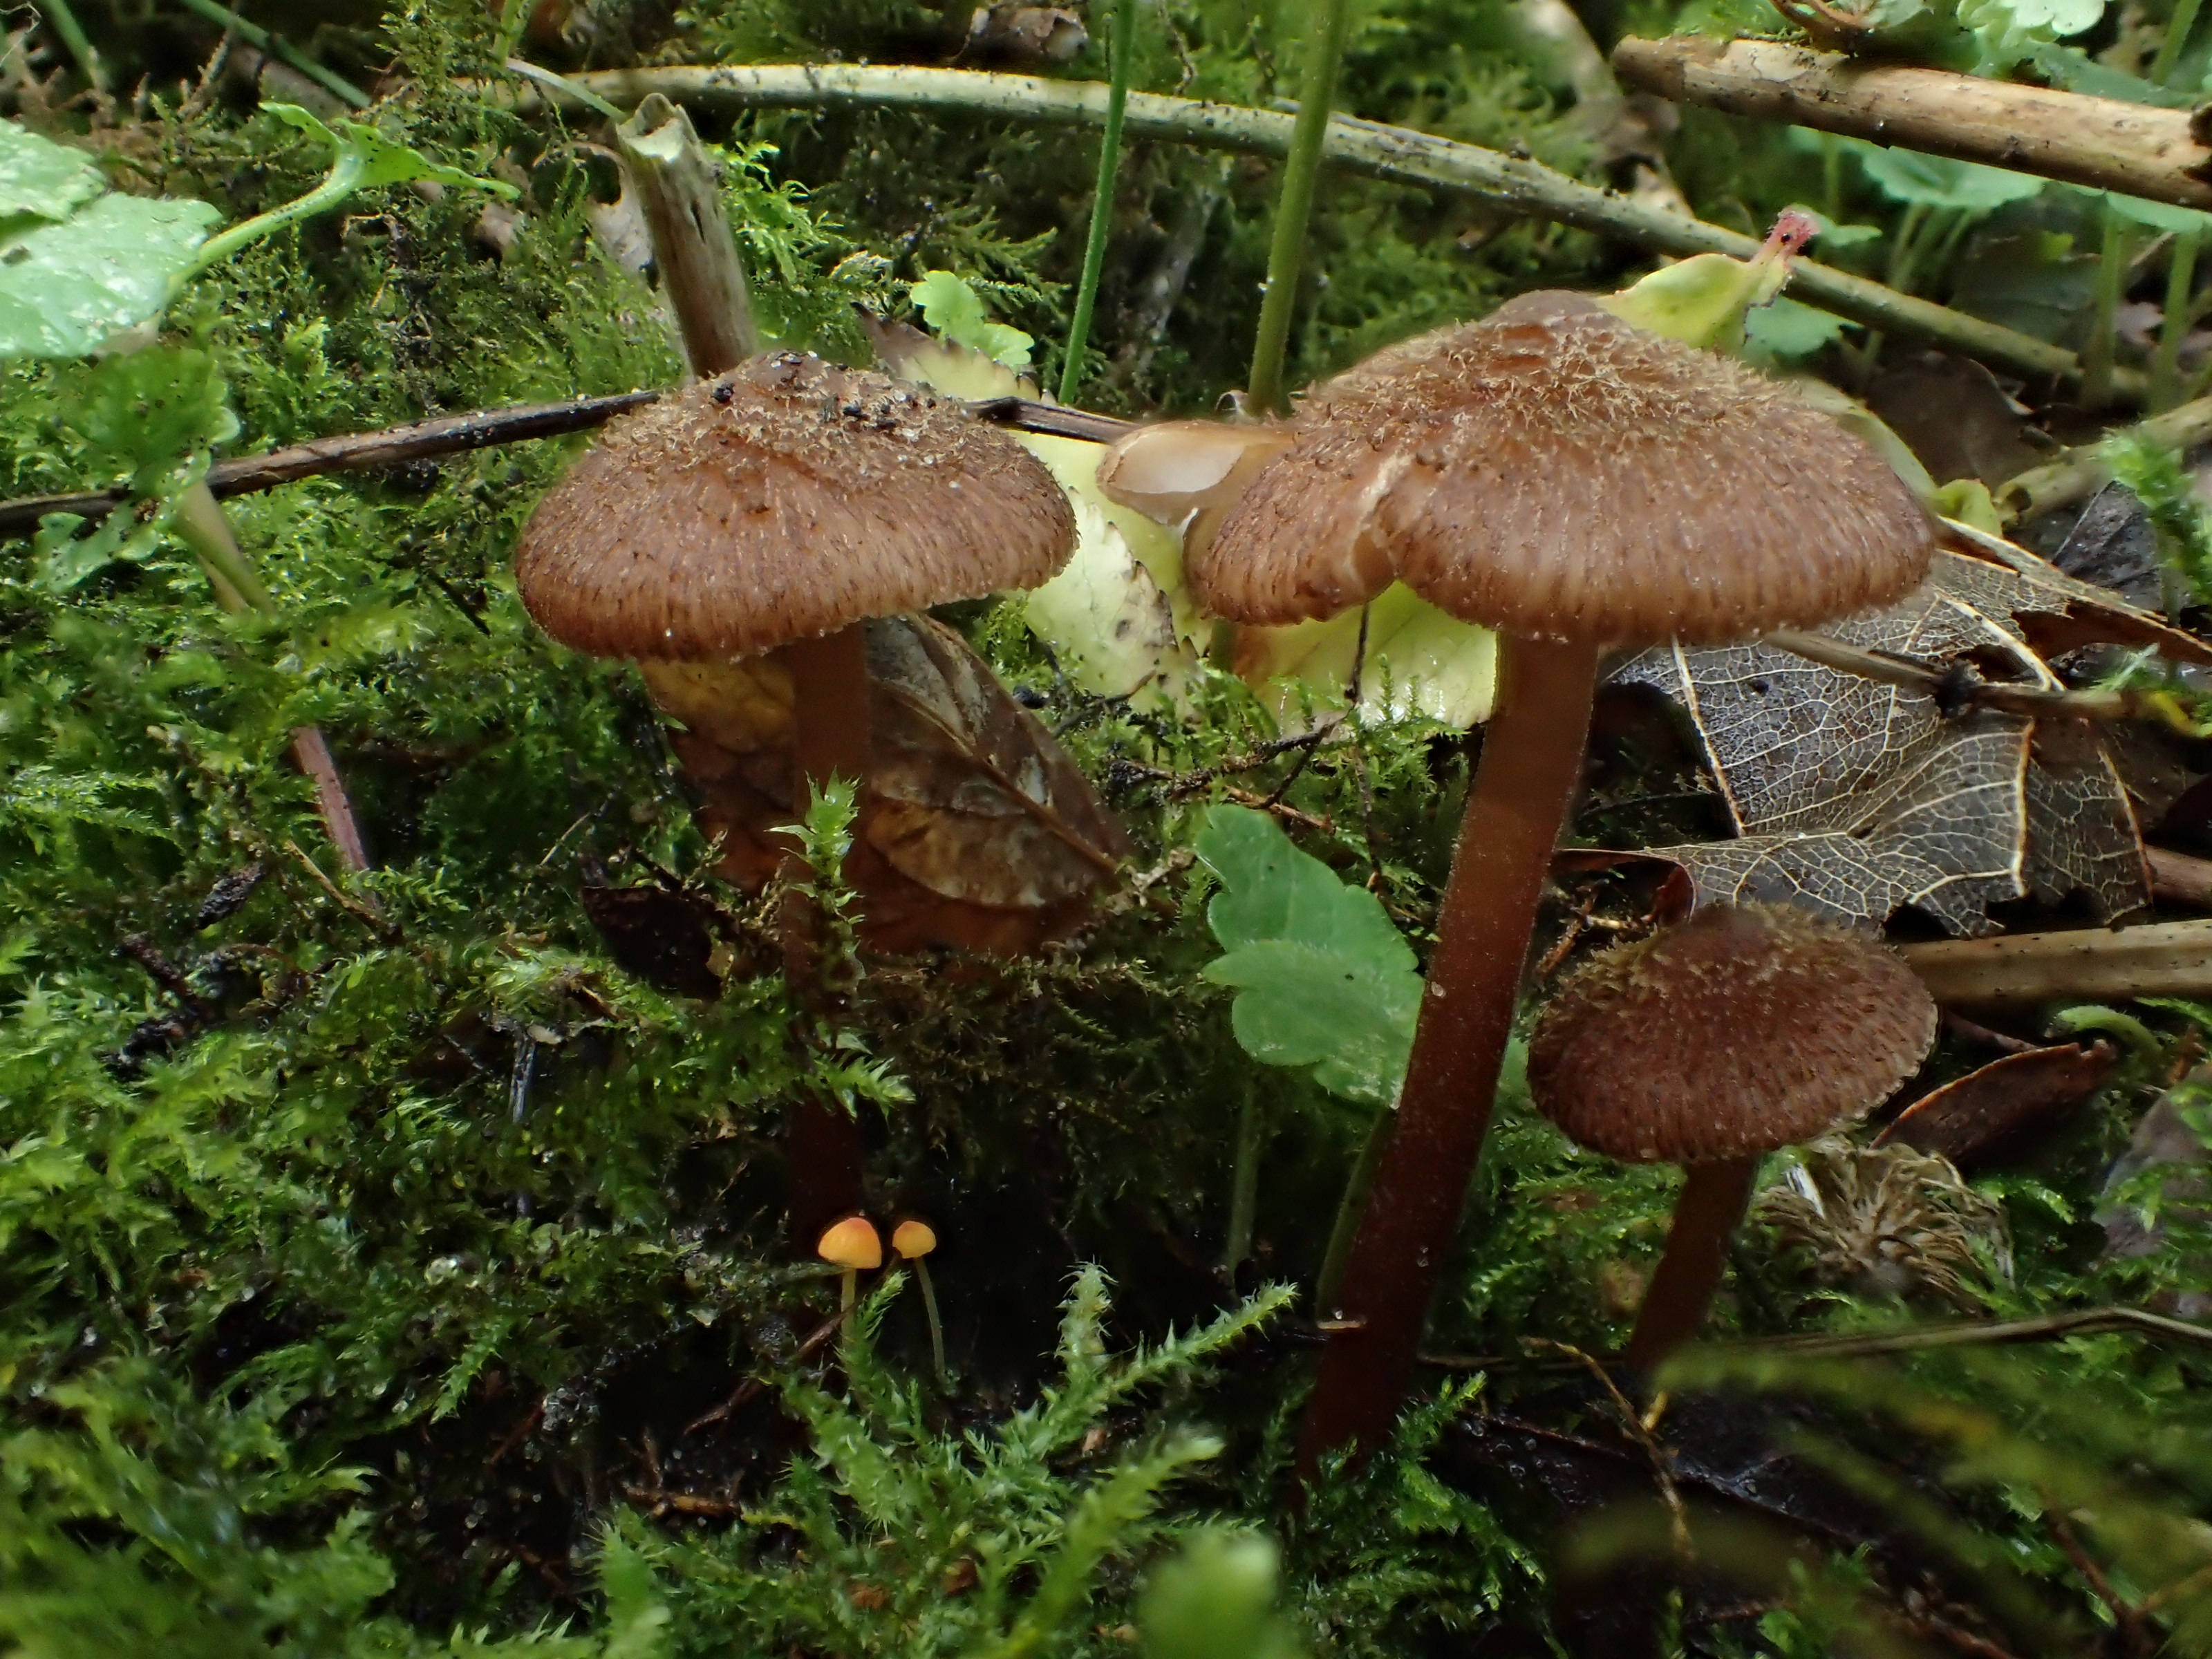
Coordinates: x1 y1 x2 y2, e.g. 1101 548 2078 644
1297 634 1600 1463
1621 1156 1761 1371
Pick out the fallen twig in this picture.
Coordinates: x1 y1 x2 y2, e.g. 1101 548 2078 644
1421 1306 2212 1370
685 1309 843 1434
0 393 1125 539
2150 845 2212 908
487 61 2109 393
1613 36 2212 212
1900 919 2212 1005
1763 627 2167 726
1997 393 2212 523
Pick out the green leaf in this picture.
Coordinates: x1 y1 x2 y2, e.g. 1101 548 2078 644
1848 142 2046 210
0 193 221 358
909 268 1035 369
1743 295 1852 363
1142 1530 1307 1659
1194 805 1420 1105
261 104 518 196
0 120 105 221
2103 191 2212 234
32 348 237 588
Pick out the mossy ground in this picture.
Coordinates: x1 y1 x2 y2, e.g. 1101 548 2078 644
3 1 2210 1654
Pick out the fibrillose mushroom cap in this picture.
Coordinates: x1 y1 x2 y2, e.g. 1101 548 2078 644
817 1214 884 1271
1526 903 1937 1165
890 1219 937 1259
1192 293 1934 646
516 352 1077 662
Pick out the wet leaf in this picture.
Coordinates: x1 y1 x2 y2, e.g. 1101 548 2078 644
1876 1040 2117 1164
1194 804 1419 1105
0 120 104 221
1620 533 2175 933
643 616 1132 956
0 193 221 359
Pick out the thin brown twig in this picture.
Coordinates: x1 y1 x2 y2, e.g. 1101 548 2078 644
1527 1338 1694 1562
685 1309 843 1434
484 1400 543 1471
2043 1503 2157 1656
0 393 1130 540
283 838 397 940
1420 1306 2212 1371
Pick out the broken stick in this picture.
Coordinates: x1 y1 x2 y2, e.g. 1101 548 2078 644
1612 36 2212 214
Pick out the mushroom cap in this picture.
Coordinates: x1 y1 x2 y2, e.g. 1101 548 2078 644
515 352 1077 661
1526 903 1937 1164
890 1218 938 1259
1192 292 1933 646
816 1214 884 1271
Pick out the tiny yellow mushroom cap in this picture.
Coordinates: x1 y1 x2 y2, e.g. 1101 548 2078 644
891 1219 938 1260
816 1215 883 1271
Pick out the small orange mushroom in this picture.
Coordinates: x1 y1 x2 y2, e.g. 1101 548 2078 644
818 1213 883 1335
891 1218 946 1384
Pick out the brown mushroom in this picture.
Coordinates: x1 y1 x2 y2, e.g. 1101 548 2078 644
1528 904 1938 1368
517 350 1076 787
516 350 1080 1250
1185 293 1935 1467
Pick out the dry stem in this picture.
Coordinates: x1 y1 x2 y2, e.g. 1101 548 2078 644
487 62 2110 393
1613 36 2212 212
1901 919 2212 1004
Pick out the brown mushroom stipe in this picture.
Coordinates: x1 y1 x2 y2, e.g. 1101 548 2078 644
1206 295 1938 1473
1528 905 1938 1370
515 350 1080 1256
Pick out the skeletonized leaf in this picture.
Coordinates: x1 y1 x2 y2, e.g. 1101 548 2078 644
1622 534 2166 934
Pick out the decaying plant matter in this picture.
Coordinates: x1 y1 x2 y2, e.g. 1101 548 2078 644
1756 1138 2015 1309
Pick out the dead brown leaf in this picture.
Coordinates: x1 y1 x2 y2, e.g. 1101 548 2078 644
1617 532 2184 934
642 615 1132 956
1876 1040 2118 1165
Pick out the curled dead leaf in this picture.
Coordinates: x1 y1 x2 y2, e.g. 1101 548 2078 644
1876 1040 2119 1165
644 615 1132 955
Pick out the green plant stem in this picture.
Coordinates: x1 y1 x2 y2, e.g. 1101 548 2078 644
37 0 105 93
1057 0 1136 406
915 1257 948 1383
2154 0 2206 85
2085 209 2131 411
1315 1107 1391 1315
497 64 2122 395
172 0 371 109
1247 0 1357 412
1223 1079 1264 1285
2155 227 2201 412
185 147 368 284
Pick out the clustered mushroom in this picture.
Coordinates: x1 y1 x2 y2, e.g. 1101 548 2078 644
1527 903 1938 1368
1172 291 1936 1464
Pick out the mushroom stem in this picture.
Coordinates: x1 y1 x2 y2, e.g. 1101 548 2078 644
1621 1156 1761 1373
840 1265 859 1339
914 1257 948 1383
780 622 874 1251
1297 633 1602 1472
